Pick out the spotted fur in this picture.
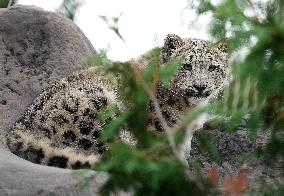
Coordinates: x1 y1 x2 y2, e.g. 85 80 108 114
6 69 118 169
6 34 229 169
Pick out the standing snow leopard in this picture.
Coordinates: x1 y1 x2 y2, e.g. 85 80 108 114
6 34 229 169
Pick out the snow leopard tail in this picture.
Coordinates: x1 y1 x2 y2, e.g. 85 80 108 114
6 129 100 169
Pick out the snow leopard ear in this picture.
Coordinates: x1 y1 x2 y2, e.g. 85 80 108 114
160 34 185 63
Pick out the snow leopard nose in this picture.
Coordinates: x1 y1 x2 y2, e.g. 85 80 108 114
193 84 206 94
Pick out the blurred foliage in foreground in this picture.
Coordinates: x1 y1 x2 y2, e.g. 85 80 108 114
91 49 213 195
58 0 84 20
197 0 284 157
0 0 81 20
0 0 16 8
86 0 284 195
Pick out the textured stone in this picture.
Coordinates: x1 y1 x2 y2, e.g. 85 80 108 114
0 5 109 196
0 149 109 196
0 5 96 145
190 126 284 190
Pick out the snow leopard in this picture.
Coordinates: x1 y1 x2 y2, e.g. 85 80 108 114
6 34 229 169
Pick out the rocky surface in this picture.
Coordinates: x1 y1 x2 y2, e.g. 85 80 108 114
190 126 284 192
0 4 96 145
0 149 109 196
0 5 109 196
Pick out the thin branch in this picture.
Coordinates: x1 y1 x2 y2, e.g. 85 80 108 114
131 63 181 161
8 0 14 7
131 59 208 169
245 0 262 24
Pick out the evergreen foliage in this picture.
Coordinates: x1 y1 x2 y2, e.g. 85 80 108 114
89 0 284 195
196 0 284 158
59 0 83 20
91 50 213 195
0 0 16 8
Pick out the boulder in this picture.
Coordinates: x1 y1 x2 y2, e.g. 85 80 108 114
0 5 110 196
0 4 96 145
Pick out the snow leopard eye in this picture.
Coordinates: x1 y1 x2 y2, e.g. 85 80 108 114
183 63 192 71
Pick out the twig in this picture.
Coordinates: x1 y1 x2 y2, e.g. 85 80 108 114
7 0 13 7
245 0 262 24
131 61 208 168
132 63 181 161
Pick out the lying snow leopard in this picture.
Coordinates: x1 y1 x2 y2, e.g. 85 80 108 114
6 34 229 169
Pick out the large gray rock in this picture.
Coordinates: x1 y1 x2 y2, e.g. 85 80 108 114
0 5 110 196
0 4 96 144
